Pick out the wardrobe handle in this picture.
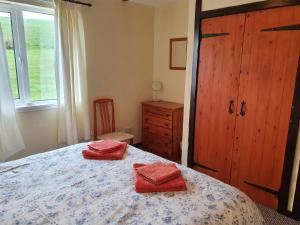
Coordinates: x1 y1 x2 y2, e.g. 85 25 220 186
240 101 247 117
228 100 235 114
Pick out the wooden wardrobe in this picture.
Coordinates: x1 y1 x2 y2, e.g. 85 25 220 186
192 5 300 209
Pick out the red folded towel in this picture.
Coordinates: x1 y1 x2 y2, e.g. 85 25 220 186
133 163 187 193
137 162 181 185
88 140 123 154
82 142 127 160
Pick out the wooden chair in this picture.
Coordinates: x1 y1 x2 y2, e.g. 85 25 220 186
93 98 134 144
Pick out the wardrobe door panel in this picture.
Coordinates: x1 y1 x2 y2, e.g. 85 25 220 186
194 14 246 183
231 6 300 208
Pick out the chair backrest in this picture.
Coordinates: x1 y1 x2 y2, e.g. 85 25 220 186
93 98 115 140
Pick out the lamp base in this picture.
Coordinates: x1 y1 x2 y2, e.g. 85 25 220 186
152 91 161 102
152 99 161 102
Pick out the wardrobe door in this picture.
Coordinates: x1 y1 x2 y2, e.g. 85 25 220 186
193 14 246 183
231 6 300 208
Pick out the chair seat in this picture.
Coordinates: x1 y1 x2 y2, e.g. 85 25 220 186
97 132 134 143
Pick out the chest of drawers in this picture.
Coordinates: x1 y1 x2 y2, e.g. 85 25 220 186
141 101 183 161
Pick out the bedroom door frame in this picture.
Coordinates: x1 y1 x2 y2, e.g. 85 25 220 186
188 0 300 220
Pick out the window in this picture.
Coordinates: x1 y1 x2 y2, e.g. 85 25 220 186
0 12 19 99
0 4 57 111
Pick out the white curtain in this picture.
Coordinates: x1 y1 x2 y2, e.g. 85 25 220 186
0 26 25 162
54 0 91 145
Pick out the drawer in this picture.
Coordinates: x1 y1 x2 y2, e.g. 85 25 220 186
143 134 172 158
143 124 172 139
143 115 172 129
143 106 172 121
143 132 172 147
148 144 170 158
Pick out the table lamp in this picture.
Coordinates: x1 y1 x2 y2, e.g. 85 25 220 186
152 81 162 102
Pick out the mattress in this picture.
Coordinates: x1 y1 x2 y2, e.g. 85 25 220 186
0 144 264 225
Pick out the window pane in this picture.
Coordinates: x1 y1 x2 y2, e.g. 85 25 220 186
0 12 20 99
23 11 56 101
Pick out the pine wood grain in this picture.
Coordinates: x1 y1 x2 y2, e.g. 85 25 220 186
194 14 246 183
230 5 300 208
142 101 183 161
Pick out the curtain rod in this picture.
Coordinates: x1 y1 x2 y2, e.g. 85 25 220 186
63 0 92 7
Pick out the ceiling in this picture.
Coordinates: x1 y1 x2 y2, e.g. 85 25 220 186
129 0 181 7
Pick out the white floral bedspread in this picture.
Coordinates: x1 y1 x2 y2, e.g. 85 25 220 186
0 143 264 225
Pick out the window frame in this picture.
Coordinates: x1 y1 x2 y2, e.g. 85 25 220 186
0 3 57 112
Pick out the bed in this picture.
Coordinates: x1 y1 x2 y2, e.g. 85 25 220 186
0 144 264 225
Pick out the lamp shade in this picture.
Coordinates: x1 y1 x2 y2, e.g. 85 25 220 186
152 81 162 92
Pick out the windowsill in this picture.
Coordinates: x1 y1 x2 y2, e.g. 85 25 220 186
16 100 58 113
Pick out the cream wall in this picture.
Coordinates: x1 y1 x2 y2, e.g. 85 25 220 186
84 0 154 144
7 109 59 161
7 0 154 160
153 0 189 104
202 0 264 10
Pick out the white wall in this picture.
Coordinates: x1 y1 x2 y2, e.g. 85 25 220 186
153 0 189 104
288 127 300 211
181 0 197 166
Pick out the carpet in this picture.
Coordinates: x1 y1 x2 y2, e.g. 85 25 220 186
257 204 300 225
